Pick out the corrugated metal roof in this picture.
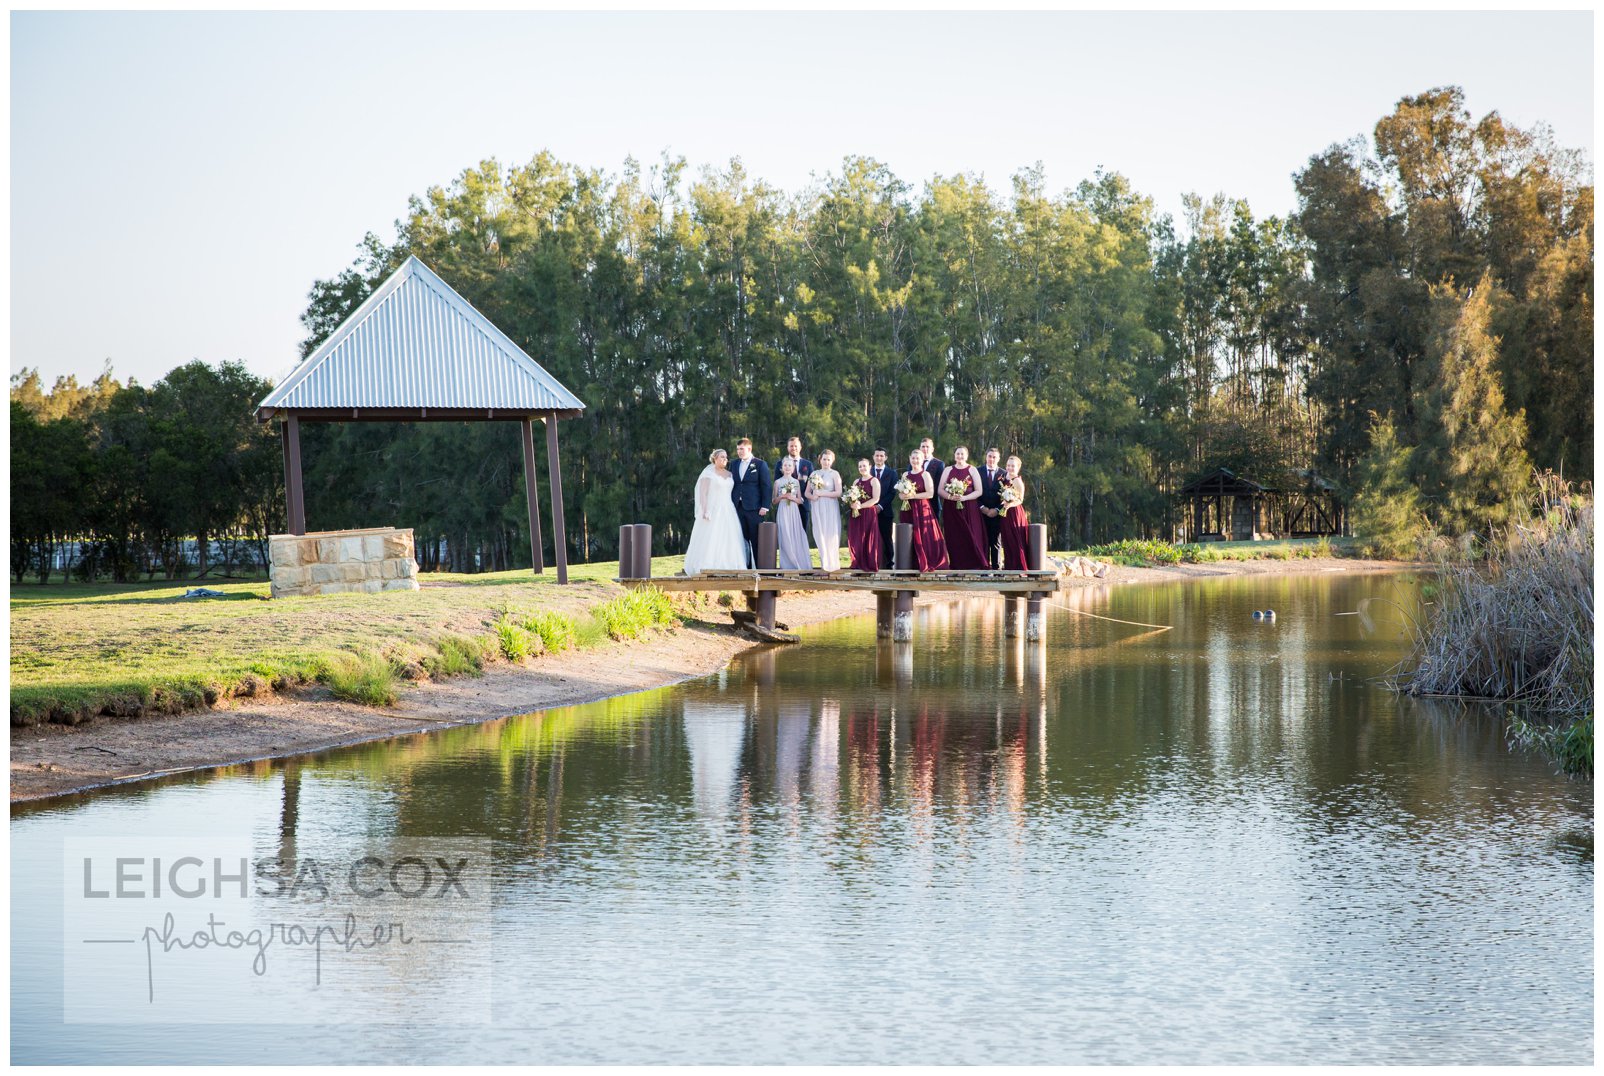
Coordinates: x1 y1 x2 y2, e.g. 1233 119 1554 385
258 256 585 414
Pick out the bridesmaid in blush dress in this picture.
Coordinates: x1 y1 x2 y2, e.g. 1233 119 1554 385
773 457 811 570
806 449 844 571
846 458 882 571
998 454 1031 571
899 448 949 572
938 445 989 570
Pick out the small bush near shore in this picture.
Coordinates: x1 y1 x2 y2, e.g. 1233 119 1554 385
1081 539 1183 566
591 587 680 641
1400 473 1593 775
426 633 491 679
493 617 543 662
520 610 578 653
321 651 400 707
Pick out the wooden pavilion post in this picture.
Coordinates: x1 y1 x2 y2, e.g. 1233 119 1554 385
284 413 306 536
544 414 569 585
520 418 545 574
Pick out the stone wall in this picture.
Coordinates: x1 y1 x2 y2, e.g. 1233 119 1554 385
268 527 419 599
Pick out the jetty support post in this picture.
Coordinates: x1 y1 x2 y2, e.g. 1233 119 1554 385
876 593 894 639
521 418 545 574
893 522 915 642
1004 595 1021 638
618 526 636 581
631 523 653 580
756 521 778 629
1026 523 1048 642
544 415 569 585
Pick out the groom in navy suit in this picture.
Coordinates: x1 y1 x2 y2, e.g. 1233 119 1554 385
869 448 898 568
730 438 771 568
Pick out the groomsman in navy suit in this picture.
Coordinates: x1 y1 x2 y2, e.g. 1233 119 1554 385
978 447 1005 570
773 436 814 543
868 448 898 568
730 438 771 567
919 436 945 521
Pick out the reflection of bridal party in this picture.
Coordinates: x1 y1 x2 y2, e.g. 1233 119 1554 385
683 434 1030 576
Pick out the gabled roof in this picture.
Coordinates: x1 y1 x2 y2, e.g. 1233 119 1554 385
1178 466 1267 496
257 256 584 419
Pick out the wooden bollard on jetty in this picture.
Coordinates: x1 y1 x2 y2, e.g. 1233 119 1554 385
756 521 778 629
1027 523 1048 642
631 523 653 580
893 523 915 642
618 526 636 581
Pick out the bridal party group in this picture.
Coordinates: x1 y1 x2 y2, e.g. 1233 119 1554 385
682 434 1032 576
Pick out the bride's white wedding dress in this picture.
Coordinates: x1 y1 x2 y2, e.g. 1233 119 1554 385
683 466 747 574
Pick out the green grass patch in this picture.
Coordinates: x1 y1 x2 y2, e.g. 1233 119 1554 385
519 610 578 653
320 651 400 708
493 617 542 662
591 587 680 641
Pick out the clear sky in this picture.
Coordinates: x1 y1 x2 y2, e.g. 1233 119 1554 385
10 9 1594 388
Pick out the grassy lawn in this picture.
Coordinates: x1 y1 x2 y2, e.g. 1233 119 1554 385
9 556 693 726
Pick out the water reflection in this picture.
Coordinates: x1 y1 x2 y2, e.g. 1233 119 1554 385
10 572 1592 1064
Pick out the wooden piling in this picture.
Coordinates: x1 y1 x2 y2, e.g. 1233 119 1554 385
618 526 636 581
756 522 778 629
876 592 894 639
893 522 915 642
631 523 653 580
1004 594 1021 638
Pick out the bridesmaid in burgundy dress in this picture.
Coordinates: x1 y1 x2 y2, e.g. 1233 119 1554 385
938 445 988 570
899 448 949 571
999 454 1031 571
846 458 883 571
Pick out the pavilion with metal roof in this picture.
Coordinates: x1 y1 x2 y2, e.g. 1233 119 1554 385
256 255 585 582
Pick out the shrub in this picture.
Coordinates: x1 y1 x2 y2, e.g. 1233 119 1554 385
1179 544 1221 564
1352 414 1432 559
494 617 542 662
591 587 680 641
1399 473 1593 775
520 610 578 653
426 633 490 679
1082 538 1182 567
321 651 400 707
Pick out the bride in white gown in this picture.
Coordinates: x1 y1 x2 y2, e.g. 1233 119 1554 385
683 449 748 574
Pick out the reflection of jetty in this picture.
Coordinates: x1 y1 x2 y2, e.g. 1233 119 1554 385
616 521 1057 643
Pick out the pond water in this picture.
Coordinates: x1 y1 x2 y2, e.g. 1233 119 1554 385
11 572 1593 1064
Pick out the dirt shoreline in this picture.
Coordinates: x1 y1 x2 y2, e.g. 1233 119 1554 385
9 557 1413 803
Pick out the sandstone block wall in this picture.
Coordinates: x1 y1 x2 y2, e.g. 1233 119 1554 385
269 527 419 598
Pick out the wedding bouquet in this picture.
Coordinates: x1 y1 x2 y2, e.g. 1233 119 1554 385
843 484 866 517
779 478 799 500
944 477 970 509
999 482 1022 512
809 473 827 493
895 477 918 513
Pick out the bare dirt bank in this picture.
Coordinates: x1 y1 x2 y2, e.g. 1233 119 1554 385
9 557 1415 803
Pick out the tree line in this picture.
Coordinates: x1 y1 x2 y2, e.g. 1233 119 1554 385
11 87 1591 580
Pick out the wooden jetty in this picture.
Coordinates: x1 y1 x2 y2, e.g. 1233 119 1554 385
615 521 1057 643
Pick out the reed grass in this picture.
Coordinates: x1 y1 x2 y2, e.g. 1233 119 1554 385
321 651 401 707
1398 473 1593 774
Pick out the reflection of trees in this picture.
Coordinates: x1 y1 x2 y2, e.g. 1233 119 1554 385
132 573 1585 881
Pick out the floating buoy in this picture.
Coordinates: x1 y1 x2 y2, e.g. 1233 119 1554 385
1252 610 1264 619
1264 609 1277 621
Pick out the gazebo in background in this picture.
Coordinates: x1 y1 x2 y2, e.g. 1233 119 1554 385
1178 467 1270 542
256 255 585 586
1177 466 1345 542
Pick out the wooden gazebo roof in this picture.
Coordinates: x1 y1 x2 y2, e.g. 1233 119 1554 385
1177 467 1268 498
255 256 582 581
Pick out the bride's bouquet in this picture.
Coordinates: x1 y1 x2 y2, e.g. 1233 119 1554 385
944 477 970 509
843 484 866 517
999 482 1023 512
895 477 918 513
